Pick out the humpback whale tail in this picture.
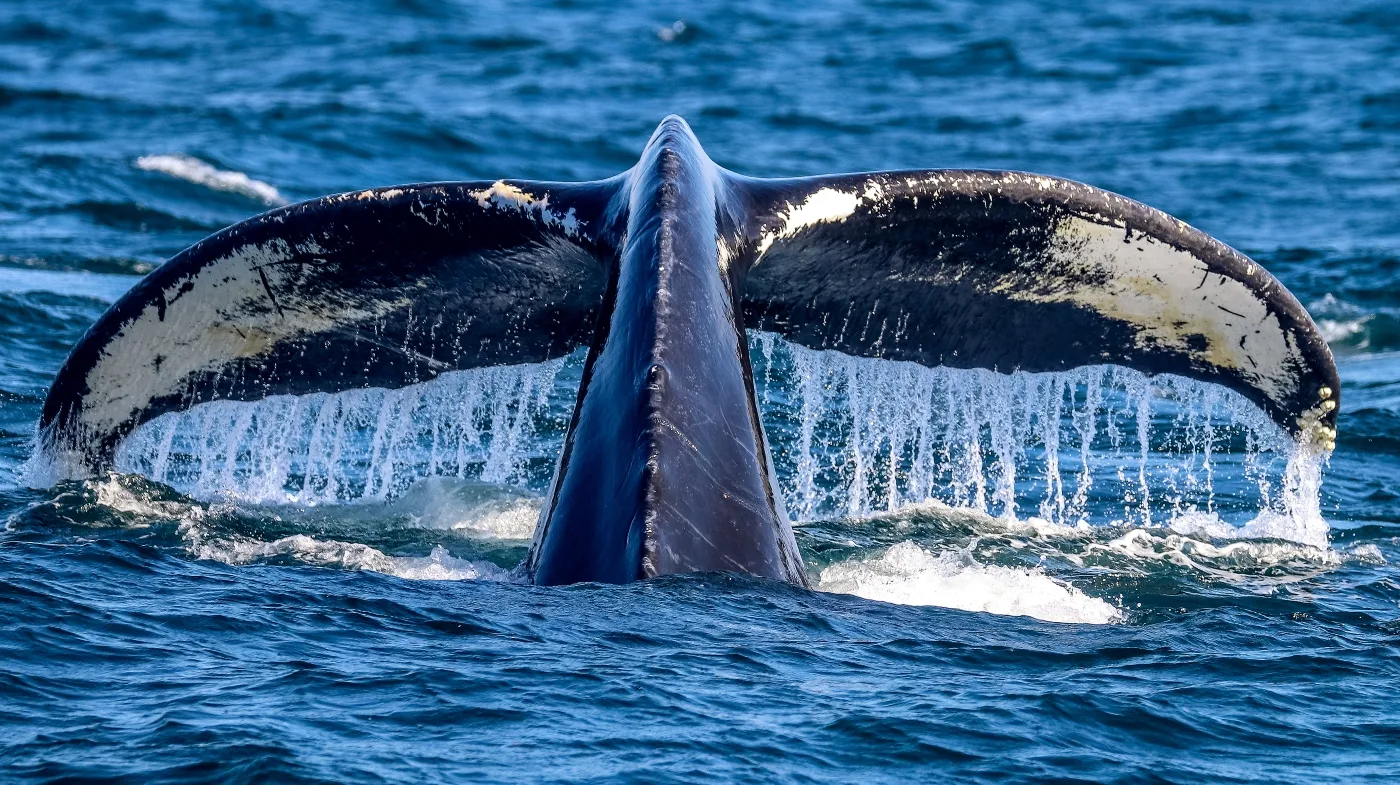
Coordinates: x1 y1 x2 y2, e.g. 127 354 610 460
38 116 1339 586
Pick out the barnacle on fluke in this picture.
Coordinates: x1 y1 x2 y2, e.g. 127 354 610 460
38 116 1338 586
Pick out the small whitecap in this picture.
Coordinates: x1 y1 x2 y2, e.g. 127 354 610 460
136 154 288 206
1347 543 1386 564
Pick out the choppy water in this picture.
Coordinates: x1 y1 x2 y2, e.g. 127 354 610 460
3 1 1400 782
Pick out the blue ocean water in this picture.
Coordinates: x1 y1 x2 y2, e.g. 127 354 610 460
3 0 1400 781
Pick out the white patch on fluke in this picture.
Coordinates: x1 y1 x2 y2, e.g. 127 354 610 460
1005 215 1304 404
73 238 410 442
758 187 861 255
469 181 582 236
136 154 287 206
356 188 404 201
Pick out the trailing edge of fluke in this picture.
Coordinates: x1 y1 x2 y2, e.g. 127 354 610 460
39 116 1339 586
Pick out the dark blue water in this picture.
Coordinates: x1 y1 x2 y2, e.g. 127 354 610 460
4 1 1400 781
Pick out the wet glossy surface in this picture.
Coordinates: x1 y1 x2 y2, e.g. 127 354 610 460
2 1 1400 782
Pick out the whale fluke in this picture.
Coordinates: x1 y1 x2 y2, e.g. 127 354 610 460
39 116 1339 586
740 171 1338 440
40 180 620 472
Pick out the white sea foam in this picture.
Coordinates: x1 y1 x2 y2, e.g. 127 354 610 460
1166 505 1328 549
1348 543 1386 564
1086 527 1338 585
833 497 1344 596
181 521 511 581
819 541 1122 624
90 474 195 521
136 154 288 206
61 475 528 581
448 498 539 540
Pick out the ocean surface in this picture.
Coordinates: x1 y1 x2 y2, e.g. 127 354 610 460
3 1 1400 782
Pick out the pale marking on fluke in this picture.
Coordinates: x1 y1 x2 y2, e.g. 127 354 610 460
81 237 411 436
758 187 861 255
1008 216 1303 401
469 180 582 236
39 115 1340 586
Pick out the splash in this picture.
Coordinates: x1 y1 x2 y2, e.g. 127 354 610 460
818 541 1122 624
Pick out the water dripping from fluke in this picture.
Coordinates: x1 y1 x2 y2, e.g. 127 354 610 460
748 332 1329 548
112 354 582 506
98 332 1330 549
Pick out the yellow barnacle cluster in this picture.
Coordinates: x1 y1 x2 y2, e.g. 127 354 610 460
1313 386 1336 452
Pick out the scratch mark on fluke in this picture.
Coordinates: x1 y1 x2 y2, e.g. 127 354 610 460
256 267 285 319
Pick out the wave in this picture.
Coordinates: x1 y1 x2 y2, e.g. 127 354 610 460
262 476 543 541
75 472 1129 624
0 254 156 277
847 493 1331 550
37 474 521 580
837 494 1347 584
0 266 135 304
1310 294 1400 355
1082 526 1339 585
135 154 288 206
896 39 1025 78
20 470 1367 629
46 199 216 232
793 486 1374 624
